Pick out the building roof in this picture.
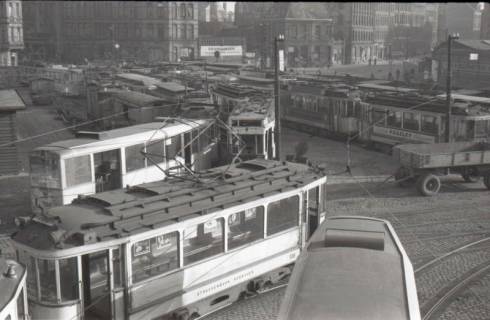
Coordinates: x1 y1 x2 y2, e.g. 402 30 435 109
12 160 324 251
0 89 26 112
110 89 168 107
267 3 332 20
155 81 190 93
434 39 490 53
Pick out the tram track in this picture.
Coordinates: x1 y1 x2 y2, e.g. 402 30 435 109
415 237 490 320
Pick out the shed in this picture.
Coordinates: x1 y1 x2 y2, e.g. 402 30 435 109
0 89 26 175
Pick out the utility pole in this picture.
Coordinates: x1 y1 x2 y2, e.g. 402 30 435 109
274 34 284 160
445 33 459 143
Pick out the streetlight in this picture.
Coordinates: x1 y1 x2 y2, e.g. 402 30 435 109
445 33 459 143
274 34 285 161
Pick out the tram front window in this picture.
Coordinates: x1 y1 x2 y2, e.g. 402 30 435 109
59 257 79 301
39 259 57 303
30 151 61 188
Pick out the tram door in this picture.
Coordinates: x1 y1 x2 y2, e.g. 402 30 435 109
94 149 122 193
307 186 320 239
184 132 192 167
82 251 112 319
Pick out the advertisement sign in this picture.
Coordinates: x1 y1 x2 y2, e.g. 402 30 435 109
200 46 243 57
372 126 435 144
279 49 285 72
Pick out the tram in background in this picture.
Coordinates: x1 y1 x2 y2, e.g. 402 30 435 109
11 159 327 320
0 257 29 320
29 119 219 213
278 216 420 320
283 80 490 147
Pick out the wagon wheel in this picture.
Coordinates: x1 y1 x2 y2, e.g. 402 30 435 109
461 167 481 183
394 166 414 187
416 173 441 196
484 173 490 190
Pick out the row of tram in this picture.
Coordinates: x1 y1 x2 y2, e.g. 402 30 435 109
11 159 328 320
282 79 490 147
29 118 220 213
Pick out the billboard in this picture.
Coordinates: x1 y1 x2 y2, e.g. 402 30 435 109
200 46 243 57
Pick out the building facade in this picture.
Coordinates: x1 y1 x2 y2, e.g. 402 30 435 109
481 3 490 39
23 1 198 64
0 0 23 66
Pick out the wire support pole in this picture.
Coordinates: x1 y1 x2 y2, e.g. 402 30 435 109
274 36 282 161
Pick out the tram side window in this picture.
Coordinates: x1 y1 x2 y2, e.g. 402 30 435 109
125 143 146 172
228 206 265 250
475 120 489 137
192 129 200 153
38 259 57 303
18 251 37 299
146 139 165 164
17 288 25 318
65 155 92 187
184 218 224 265
165 135 181 159
131 231 179 283
421 115 438 134
267 195 300 236
387 111 402 128
59 257 79 301
403 112 420 131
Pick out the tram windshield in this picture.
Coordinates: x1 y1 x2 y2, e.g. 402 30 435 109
29 151 61 189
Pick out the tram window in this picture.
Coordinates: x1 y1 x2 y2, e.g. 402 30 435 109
257 135 264 155
184 218 224 265
387 111 402 128
165 135 181 159
18 252 37 300
125 143 146 172
65 155 92 187
228 206 265 250
17 288 25 318
421 115 438 134
113 248 123 287
267 195 300 236
403 112 420 131
373 109 387 126
59 257 79 301
347 101 354 117
192 129 200 153
39 259 57 303
475 120 489 137
146 139 165 164
29 151 61 188
132 231 179 283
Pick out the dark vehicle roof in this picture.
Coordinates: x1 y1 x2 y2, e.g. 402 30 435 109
13 159 324 252
279 217 414 320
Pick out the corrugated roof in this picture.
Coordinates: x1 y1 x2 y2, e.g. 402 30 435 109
0 89 26 111
455 40 490 51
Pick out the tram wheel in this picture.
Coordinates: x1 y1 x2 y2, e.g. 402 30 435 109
417 174 441 196
483 173 490 190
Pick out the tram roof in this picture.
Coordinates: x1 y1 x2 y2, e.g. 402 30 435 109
12 160 324 251
33 120 206 153
357 82 417 93
280 217 413 320
0 258 25 310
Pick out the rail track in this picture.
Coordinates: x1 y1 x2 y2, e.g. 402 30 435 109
415 237 490 320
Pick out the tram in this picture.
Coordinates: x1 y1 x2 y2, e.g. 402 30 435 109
278 216 420 320
0 257 29 320
12 159 326 320
29 119 219 213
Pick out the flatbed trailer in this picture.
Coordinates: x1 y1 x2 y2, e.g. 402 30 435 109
392 141 490 196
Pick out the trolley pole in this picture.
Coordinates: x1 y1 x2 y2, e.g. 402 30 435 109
274 34 284 160
445 33 459 143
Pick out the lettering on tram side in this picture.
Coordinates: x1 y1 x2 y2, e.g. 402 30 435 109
196 270 255 297
372 126 435 143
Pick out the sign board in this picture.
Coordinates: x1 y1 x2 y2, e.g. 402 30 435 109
372 126 436 144
470 53 479 61
200 45 243 57
245 52 255 58
279 49 285 72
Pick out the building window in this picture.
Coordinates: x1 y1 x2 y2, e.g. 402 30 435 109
188 24 194 40
131 231 179 283
8 2 13 17
125 144 146 172
184 218 224 265
180 3 186 18
172 24 178 39
59 257 79 301
228 206 265 250
267 195 299 236
186 3 194 19
173 3 178 19
65 155 92 187
15 2 20 18
314 25 321 40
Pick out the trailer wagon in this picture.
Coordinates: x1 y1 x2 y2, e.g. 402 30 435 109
393 141 490 196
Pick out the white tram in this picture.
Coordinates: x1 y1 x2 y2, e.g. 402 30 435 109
0 257 29 320
29 119 219 213
11 159 327 320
